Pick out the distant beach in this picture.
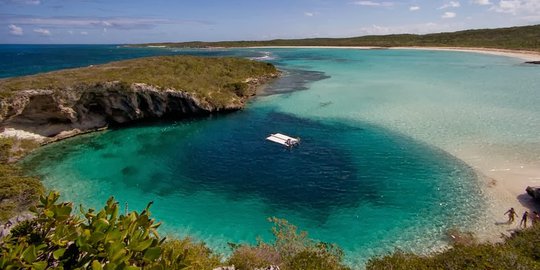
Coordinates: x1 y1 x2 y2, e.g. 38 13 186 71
245 45 540 62
397 47 540 62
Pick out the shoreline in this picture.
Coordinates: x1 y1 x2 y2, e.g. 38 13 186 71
244 45 540 239
394 46 540 61
242 45 540 61
449 146 540 242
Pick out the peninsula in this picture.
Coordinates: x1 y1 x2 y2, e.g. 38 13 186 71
0 55 278 142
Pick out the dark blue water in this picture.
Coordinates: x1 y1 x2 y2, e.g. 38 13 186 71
0 45 272 78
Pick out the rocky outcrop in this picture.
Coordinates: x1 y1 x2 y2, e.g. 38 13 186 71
526 186 540 200
0 77 275 140
525 61 540 64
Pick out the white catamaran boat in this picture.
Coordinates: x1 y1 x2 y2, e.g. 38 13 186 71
266 133 300 147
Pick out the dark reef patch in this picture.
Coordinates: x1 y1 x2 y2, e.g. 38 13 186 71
261 68 330 95
121 166 138 176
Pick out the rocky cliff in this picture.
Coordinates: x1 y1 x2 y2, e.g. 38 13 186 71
0 77 275 140
0 55 278 141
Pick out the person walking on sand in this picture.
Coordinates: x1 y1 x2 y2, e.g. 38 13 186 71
505 207 517 223
520 211 529 228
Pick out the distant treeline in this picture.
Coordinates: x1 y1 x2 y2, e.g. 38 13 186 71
138 24 540 52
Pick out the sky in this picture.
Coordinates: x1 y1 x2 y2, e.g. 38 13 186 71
1 0 539 44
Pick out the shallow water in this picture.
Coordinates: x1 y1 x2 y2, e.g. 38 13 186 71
10 46 540 266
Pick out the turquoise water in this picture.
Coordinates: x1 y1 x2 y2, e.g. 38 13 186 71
10 46 540 266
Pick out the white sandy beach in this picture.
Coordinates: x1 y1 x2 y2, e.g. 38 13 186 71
396 46 540 62
246 45 540 62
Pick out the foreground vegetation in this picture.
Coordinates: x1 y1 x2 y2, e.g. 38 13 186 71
367 225 540 270
0 137 42 221
0 192 350 270
1 137 540 269
0 56 277 107
2 177 540 269
140 24 540 52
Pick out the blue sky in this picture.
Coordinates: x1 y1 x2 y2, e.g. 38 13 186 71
1 0 539 44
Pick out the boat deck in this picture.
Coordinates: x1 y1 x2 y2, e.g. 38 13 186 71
266 133 300 147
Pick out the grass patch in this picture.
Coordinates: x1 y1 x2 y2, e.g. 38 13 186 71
0 55 278 107
366 226 540 270
0 137 43 221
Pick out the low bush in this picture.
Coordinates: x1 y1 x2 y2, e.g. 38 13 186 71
0 138 43 221
366 226 540 270
227 217 350 270
0 191 221 270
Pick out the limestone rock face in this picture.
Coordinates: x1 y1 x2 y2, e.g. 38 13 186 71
0 82 243 139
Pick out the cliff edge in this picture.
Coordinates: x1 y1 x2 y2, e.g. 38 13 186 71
0 56 278 141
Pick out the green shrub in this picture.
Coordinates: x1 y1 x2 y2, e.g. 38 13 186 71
160 238 221 269
287 243 349 270
366 226 540 270
0 191 220 270
0 138 43 221
224 82 250 97
227 245 280 270
227 217 351 270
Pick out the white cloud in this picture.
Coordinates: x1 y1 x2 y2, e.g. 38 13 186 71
33 28 50 36
2 15 213 31
1 0 41 5
472 0 492 5
304 12 316 17
442 11 457 18
80 31 88 35
358 22 466 35
492 0 540 18
439 1 461 9
8 24 23 35
409 6 420 11
353 1 394 7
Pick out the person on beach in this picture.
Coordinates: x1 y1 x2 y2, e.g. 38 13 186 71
505 208 517 223
520 211 529 228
